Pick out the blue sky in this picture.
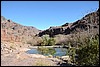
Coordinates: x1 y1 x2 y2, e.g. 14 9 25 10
1 1 99 30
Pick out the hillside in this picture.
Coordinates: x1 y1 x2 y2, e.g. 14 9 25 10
36 9 99 45
38 9 99 37
1 16 41 43
1 8 99 45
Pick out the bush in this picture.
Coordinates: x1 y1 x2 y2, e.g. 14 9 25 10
41 35 55 46
27 36 42 46
67 47 76 64
67 35 99 66
48 38 55 46
37 47 56 55
76 35 99 66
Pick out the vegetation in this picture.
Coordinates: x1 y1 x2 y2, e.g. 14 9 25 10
76 35 99 66
27 36 42 46
66 41 76 65
37 46 56 55
41 35 55 46
67 34 99 66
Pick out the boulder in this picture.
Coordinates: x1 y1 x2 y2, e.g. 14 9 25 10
61 56 71 63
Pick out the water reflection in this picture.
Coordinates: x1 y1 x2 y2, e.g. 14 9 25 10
26 47 67 57
37 47 56 56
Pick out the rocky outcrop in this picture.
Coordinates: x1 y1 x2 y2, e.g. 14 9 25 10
1 8 99 46
38 9 99 37
1 16 41 43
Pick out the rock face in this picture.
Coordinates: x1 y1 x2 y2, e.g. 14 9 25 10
1 8 99 45
38 9 99 37
1 16 41 43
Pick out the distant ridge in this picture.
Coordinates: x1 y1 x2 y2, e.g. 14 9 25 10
38 8 99 37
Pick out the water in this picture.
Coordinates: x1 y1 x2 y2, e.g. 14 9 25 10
26 48 39 54
26 47 67 57
54 48 67 56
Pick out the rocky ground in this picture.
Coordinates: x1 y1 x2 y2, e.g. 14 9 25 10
1 42 71 66
1 52 58 66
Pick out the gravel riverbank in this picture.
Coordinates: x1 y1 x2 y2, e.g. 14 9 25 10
1 42 71 66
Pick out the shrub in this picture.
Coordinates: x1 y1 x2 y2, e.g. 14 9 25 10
67 35 99 66
27 36 42 46
67 47 76 65
48 38 55 46
41 35 49 46
41 35 55 46
76 35 99 66
37 47 56 55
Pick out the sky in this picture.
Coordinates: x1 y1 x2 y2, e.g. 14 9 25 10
1 1 99 30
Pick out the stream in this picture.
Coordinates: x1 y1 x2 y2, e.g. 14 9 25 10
26 46 67 57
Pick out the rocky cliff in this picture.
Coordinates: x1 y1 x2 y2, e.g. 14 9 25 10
1 8 99 45
38 9 99 37
1 16 41 43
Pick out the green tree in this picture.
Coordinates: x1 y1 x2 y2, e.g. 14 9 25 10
41 35 49 46
48 38 55 46
41 35 55 46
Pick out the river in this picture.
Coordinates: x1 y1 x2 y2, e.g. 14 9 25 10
26 46 68 57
